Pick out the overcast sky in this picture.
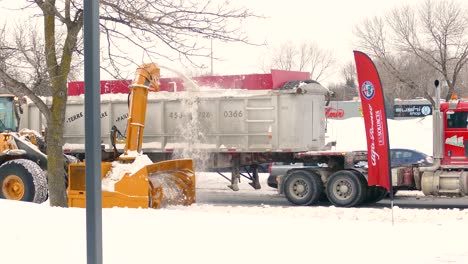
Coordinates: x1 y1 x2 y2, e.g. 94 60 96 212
209 0 424 84
0 0 426 85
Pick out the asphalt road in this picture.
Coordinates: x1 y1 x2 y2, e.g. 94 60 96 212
196 189 468 209
375 195 468 209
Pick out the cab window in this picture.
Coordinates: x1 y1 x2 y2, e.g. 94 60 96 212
447 112 468 129
0 97 16 131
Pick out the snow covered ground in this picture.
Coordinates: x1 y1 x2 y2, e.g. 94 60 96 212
2 116 468 264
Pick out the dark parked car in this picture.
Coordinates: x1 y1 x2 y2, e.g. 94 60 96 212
267 148 433 188
390 148 433 167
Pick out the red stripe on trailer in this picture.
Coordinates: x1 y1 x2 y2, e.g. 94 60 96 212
67 70 310 95
297 151 347 157
279 149 293 152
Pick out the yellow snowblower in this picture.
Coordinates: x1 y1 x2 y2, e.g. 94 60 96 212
67 63 196 208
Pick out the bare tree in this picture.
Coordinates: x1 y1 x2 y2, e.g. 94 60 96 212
458 64 468 95
307 42 335 82
271 41 297 71
328 62 358 101
342 62 357 90
98 0 260 78
266 40 335 82
354 0 468 103
0 0 258 207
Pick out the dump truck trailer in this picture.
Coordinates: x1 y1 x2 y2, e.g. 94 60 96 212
19 81 338 194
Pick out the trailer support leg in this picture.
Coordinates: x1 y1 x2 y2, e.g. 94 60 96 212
249 165 261 190
228 157 240 191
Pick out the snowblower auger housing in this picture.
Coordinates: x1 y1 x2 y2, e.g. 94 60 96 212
67 63 196 208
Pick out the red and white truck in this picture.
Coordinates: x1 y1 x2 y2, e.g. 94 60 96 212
275 52 468 207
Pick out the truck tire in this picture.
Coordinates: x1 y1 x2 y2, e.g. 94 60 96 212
363 186 388 204
283 170 323 206
350 170 368 206
0 159 48 203
326 170 367 207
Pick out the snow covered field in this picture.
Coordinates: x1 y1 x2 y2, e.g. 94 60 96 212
2 116 468 264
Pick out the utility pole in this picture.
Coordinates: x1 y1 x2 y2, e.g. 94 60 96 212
84 0 103 263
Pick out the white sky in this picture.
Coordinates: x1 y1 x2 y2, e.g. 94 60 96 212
0 0 424 84
206 0 423 84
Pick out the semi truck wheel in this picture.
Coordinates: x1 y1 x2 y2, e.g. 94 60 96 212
0 159 48 203
283 170 323 206
326 170 367 207
350 170 368 205
363 186 388 204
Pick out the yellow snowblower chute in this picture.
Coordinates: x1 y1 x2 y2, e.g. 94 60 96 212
67 63 196 208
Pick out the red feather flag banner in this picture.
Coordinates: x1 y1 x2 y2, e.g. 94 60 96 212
353 51 392 191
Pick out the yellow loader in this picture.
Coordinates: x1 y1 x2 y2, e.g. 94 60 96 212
0 94 49 203
67 63 196 208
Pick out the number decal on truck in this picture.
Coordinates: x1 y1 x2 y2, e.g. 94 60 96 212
199 112 212 119
168 112 213 119
223 110 243 118
169 112 184 119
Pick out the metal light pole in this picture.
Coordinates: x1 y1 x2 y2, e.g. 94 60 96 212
84 0 103 263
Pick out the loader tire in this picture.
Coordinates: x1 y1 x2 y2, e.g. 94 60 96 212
0 159 48 203
326 170 367 207
283 170 323 206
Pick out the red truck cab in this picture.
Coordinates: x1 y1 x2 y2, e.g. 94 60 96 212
442 100 468 166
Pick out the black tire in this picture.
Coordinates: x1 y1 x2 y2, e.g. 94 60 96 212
280 79 318 90
326 170 367 207
364 186 388 204
283 170 323 206
350 170 368 206
0 159 48 203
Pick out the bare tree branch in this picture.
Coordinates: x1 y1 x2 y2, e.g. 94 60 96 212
266 40 335 82
354 0 468 102
1 0 261 207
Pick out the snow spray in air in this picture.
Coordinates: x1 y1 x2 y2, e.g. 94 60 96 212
159 65 209 172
